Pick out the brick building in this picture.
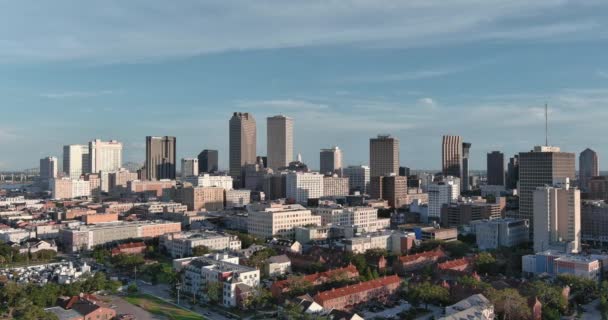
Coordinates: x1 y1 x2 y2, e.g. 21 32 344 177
313 275 401 310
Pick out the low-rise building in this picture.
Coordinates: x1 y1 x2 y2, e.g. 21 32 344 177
522 251 608 281
440 198 502 227
46 294 116 320
128 179 176 198
83 213 118 224
265 254 291 277
271 264 359 298
439 294 494 320
417 226 458 242
471 218 529 250
247 203 322 239
393 248 447 275
314 205 389 233
225 189 251 209
177 186 225 211
183 174 233 190
111 242 147 256
342 230 415 255
51 178 91 199
313 275 401 311
160 231 241 258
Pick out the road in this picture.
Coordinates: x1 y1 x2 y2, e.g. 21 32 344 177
581 298 601 320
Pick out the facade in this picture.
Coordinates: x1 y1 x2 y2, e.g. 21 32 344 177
229 112 257 179
181 158 199 178
320 146 343 175
178 186 225 211
128 179 176 197
588 176 608 200
40 156 58 179
487 151 505 186
579 148 599 192
533 179 581 253
313 275 401 311
314 205 388 232
271 265 359 298
462 142 472 191
225 189 251 208
427 176 460 219
442 135 463 181
267 115 294 170
51 178 91 199
83 213 118 224
107 168 138 192
183 174 233 190
343 230 414 254
63 144 90 178
581 200 608 245
343 165 370 194
323 175 349 198
198 149 219 173
522 251 607 281
370 135 399 177
247 203 322 238
111 242 147 256
472 218 530 250
145 136 177 180
286 172 324 204
263 172 287 200
514 146 575 239
440 199 502 227
506 155 519 190
160 231 241 258
89 139 122 173
61 220 181 252
440 294 494 320
370 175 408 208
419 227 458 241
265 254 291 277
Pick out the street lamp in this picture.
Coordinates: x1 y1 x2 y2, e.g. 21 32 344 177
176 282 182 305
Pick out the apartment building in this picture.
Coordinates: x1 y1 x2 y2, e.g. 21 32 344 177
160 231 241 258
313 205 389 233
247 203 322 238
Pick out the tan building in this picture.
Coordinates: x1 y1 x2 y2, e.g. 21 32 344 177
267 115 293 170
440 198 503 227
320 146 343 175
83 213 118 224
370 175 407 208
108 168 138 191
442 135 463 180
370 135 399 177
145 136 176 180
89 139 122 173
247 203 322 238
229 112 257 179
323 175 349 198
178 186 225 211
63 144 90 179
51 178 91 199
588 176 608 201
128 179 176 197
533 178 581 253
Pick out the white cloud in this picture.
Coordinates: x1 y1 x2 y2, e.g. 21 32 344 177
40 90 115 99
417 97 437 109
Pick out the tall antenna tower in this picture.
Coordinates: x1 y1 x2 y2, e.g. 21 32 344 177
545 103 548 146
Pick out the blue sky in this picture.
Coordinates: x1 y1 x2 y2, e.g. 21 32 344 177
1 0 608 171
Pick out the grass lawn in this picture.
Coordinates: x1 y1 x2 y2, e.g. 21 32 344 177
125 293 204 320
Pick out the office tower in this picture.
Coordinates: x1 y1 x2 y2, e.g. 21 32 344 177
267 115 293 170
506 155 519 190
370 135 399 177
462 142 471 191
198 149 218 173
579 148 599 192
515 146 575 239
343 165 371 194
322 175 349 198
320 146 343 175
588 177 608 201
181 158 199 178
256 156 267 168
286 172 324 204
442 136 463 181
39 156 58 179
428 176 460 219
399 166 410 177
229 112 257 179
487 151 505 186
380 175 408 208
63 144 90 179
533 178 581 253
89 139 122 173
145 136 176 180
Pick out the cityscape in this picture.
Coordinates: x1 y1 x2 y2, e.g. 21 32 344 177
2 2 608 320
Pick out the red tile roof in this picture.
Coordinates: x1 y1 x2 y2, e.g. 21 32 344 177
273 264 359 290
437 257 473 270
398 248 445 263
314 275 401 304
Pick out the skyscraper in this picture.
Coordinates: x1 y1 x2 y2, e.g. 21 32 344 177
63 144 90 179
515 146 575 239
533 178 581 253
198 149 218 173
579 148 599 192
506 155 519 190
181 158 199 178
442 135 463 180
462 142 471 191
267 115 293 170
343 165 370 194
40 156 58 179
145 136 176 180
320 146 343 175
369 135 399 177
487 151 505 186
229 112 257 179
89 139 122 173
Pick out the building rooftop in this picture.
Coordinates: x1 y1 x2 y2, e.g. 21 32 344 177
314 275 400 303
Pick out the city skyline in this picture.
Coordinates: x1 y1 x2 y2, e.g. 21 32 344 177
1 1 608 170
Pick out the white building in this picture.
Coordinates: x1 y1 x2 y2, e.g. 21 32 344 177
89 139 122 173
286 172 324 204
313 205 389 233
322 175 349 198
439 294 494 320
247 203 322 238
428 176 460 219
343 165 370 194
343 230 415 254
0 228 34 243
265 255 291 277
51 178 91 199
225 189 251 208
533 178 581 254
522 250 608 281
63 144 90 178
471 218 530 250
181 158 199 178
184 174 233 190
160 231 241 258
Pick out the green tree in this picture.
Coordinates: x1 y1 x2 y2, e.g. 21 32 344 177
523 281 567 314
408 282 450 309
192 245 211 257
287 276 314 297
485 287 531 320
476 252 497 275
205 282 222 303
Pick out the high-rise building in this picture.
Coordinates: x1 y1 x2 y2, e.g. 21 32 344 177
229 112 257 179
579 148 599 192
63 144 90 179
286 172 324 204
198 149 218 173
506 155 519 190
442 135 463 181
40 156 58 179
588 176 608 201
370 135 399 177
462 142 471 191
145 136 176 180
320 146 343 175
181 158 199 178
267 115 293 170
342 165 370 194
322 175 349 198
533 178 581 253
487 151 505 186
399 166 410 177
515 146 575 239
89 139 122 173
428 176 460 220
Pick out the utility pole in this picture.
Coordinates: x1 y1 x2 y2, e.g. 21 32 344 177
176 281 181 305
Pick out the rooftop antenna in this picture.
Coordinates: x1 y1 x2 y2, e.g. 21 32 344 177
545 103 548 146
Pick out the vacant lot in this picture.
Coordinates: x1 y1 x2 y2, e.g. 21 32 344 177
124 294 204 320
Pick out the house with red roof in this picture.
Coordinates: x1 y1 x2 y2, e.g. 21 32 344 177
393 248 446 275
271 264 359 298
45 294 116 320
437 257 475 277
111 241 146 256
313 275 401 311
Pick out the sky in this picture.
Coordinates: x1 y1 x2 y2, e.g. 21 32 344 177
1 0 608 171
